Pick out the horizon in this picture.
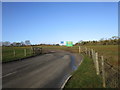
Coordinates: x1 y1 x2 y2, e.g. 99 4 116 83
2 2 118 44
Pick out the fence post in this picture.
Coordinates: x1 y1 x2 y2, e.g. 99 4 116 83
41 47 42 54
13 50 16 57
93 50 96 67
101 56 106 88
79 46 81 54
95 52 100 75
88 48 91 57
31 47 33 54
24 49 26 56
91 49 94 59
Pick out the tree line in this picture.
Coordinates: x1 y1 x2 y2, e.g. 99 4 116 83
2 40 31 46
75 36 120 46
1 36 119 47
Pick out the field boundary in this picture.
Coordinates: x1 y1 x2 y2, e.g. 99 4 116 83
2 54 42 64
2 47 43 63
81 46 119 88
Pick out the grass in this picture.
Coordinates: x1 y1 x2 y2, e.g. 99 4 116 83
82 45 118 67
41 45 79 53
2 46 33 62
2 46 78 62
2 45 118 65
64 55 102 88
43 45 118 67
2 45 118 88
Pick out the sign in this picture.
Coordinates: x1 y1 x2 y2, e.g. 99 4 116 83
61 41 64 44
66 41 73 47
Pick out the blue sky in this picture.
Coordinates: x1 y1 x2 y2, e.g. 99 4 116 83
2 2 118 44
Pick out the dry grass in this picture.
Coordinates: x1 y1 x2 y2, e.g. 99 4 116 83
82 45 118 67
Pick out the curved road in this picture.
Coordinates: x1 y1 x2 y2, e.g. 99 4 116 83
2 50 83 88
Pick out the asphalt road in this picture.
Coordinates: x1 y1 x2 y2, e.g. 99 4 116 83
2 50 83 88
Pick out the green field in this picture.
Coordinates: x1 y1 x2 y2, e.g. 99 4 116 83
42 45 118 67
2 46 79 62
2 46 33 62
64 55 102 88
41 45 79 53
2 45 118 64
82 45 118 67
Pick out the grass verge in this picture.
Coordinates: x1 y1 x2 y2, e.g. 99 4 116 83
64 54 102 88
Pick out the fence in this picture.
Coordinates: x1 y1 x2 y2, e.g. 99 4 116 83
80 46 119 88
2 47 42 62
32 47 42 55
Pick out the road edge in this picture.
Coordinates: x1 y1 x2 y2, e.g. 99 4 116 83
61 53 84 89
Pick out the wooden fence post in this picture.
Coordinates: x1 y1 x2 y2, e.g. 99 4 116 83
24 49 26 56
91 49 94 59
31 47 33 54
95 52 100 75
40 47 42 54
13 50 16 57
101 56 106 88
93 50 96 67
79 46 81 54
88 48 91 57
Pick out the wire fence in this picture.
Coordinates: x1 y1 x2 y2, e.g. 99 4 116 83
80 46 119 88
2 47 42 62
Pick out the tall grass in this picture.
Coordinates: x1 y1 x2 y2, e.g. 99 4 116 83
64 55 102 88
82 45 118 66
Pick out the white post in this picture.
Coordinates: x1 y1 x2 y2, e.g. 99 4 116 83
101 56 106 88
91 49 94 59
24 49 26 56
13 50 15 57
95 52 100 75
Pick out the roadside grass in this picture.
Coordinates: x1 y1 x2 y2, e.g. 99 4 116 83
64 55 102 88
82 45 118 67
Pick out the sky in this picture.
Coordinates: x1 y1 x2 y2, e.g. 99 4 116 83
2 2 118 44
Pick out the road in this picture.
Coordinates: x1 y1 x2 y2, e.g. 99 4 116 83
2 50 83 88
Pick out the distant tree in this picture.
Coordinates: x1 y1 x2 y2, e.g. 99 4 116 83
25 40 31 45
21 41 25 46
75 36 119 46
2 41 11 46
16 43 21 46
12 42 17 46
111 36 118 40
56 44 60 46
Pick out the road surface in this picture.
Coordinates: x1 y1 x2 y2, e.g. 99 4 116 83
2 50 83 88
